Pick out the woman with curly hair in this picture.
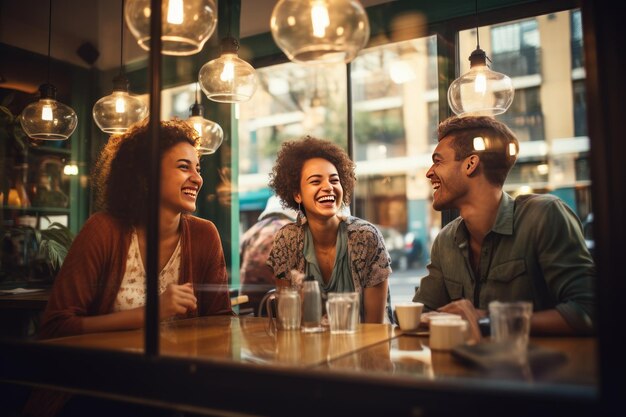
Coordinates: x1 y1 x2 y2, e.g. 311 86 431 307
267 136 392 323
39 119 233 339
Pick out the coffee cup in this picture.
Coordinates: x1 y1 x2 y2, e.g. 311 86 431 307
429 318 468 351
395 302 424 331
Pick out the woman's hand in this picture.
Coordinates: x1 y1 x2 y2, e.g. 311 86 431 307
159 282 197 320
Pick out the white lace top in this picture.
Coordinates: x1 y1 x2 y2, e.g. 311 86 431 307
113 230 182 312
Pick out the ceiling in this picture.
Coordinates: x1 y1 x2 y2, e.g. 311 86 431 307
0 0 394 71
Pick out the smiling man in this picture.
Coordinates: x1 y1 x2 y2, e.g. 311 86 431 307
413 115 595 336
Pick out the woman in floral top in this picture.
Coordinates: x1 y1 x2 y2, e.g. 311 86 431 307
267 136 392 323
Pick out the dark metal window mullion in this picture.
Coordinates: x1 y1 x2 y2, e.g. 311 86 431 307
145 0 162 357
437 29 461 227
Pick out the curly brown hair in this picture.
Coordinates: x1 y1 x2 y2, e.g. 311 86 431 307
438 115 519 186
269 136 356 212
92 119 200 226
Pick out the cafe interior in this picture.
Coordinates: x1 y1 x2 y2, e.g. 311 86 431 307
0 0 623 416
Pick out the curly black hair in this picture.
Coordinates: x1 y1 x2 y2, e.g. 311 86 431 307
269 136 355 211
92 119 200 226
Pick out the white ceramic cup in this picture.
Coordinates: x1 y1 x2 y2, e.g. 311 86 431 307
395 302 424 331
429 318 468 351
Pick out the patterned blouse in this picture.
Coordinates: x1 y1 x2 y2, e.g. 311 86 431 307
267 215 393 322
113 230 182 312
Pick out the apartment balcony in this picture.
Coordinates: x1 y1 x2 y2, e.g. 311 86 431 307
491 46 541 78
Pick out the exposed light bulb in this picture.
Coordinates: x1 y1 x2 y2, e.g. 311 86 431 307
311 2 330 38
193 122 203 136
115 97 126 113
63 164 79 176
42 105 53 121
474 72 487 95
167 0 184 24
220 58 235 82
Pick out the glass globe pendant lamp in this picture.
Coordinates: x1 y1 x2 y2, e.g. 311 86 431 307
270 0 370 64
198 37 257 103
186 87 224 155
93 0 148 134
124 0 217 56
93 75 148 134
447 47 514 117
20 84 78 140
19 0 77 140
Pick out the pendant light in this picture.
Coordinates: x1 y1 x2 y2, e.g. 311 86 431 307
19 0 78 141
447 0 514 116
124 0 217 56
198 1 257 103
270 0 370 64
186 84 224 154
93 0 148 134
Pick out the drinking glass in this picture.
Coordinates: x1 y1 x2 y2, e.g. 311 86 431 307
326 292 359 334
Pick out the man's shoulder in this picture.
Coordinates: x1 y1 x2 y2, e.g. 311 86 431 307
439 215 463 235
515 193 564 212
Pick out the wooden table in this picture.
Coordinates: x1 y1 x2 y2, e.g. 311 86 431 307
2 316 599 416
0 287 50 339
44 316 597 387
325 328 597 387
44 316 396 367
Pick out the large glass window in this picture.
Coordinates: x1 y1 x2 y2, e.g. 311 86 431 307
491 19 541 77
351 36 439 304
459 9 591 223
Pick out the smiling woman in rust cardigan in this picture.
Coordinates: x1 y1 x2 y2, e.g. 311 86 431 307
39 119 233 340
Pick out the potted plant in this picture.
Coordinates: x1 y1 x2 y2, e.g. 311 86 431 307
31 221 74 283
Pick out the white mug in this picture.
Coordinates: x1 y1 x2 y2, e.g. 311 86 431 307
429 319 468 351
395 302 424 331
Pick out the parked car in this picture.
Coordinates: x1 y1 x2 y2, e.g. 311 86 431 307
376 225 408 271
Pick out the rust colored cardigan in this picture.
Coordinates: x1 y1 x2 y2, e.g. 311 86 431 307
39 212 233 339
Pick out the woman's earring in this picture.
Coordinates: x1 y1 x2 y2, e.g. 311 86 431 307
297 202 307 225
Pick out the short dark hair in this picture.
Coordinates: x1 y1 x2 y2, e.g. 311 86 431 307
437 115 519 186
93 119 200 226
269 136 355 211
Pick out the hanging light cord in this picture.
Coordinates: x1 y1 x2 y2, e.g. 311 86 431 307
46 0 52 84
474 0 480 49
119 0 125 76
473 0 491 66
226 0 232 38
